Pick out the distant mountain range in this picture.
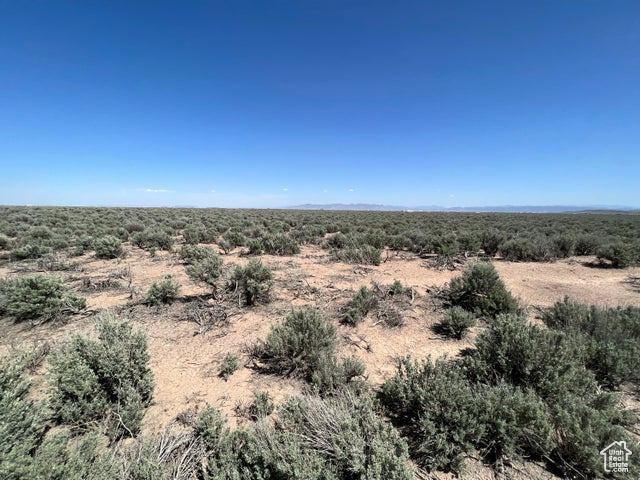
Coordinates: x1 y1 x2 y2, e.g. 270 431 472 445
286 204 639 213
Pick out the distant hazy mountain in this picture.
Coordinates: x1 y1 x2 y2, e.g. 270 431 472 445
286 203 637 213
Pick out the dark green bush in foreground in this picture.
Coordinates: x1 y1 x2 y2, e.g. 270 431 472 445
260 307 337 380
449 262 517 317
436 306 476 339
380 357 481 473
543 297 640 388
1 276 85 324
259 307 366 394
380 314 639 478
49 315 154 439
196 393 413 480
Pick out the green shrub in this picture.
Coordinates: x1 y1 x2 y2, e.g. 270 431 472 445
325 232 348 249
481 230 503 256
475 383 553 462
277 393 413 479
597 242 633 268
179 244 216 264
260 307 337 382
499 236 556 262
436 306 476 339
258 233 300 255
93 235 123 259
12 244 50 260
2 276 86 324
0 350 48 480
217 238 233 254
225 259 273 306
249 391 274 419
341 286 377 326
463 314 590 401
71 234 94 256
543 297 640 388
574 234 600 255
184 250 223 294
449 262 517 317
183 224 206 244
221 230 246 248
28 430 116 480
131 229 174 251
145 276 180 305
219 353 239 381
35 254 74 272
49 315 154 439
551 234 575 258
196 395 413 480
380 357 481 473
308 354 367 395
124 221 145 233
0 233 11 250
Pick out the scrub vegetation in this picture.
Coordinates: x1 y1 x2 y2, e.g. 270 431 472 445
1 206 639 479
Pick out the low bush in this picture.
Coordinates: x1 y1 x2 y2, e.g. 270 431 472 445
463 313 638 478
259 307 337 381
551 235 575 258
124 221 145 233
436 306 476 339
131 229 174 251
474 382 554 462
341 286 377 326
179 244 216 264
219 353 239 381
574 234 600 255
1 276 85 324
71 234 94 256
255 233 300 255
226 259 273 306
145 276 180 305
332 245 382 265
11 244 50 260
481 230 503 256
182 224 206 244
499 236 556 262
597 242 634 268
249 391 274 419
380 357 481 473
0 350 48 479
277 393 413 479
543 297 640 388
184 250 223 295
449 262 517 317
49 315 154 439
196 394 413 480
93 235 123 259
463 314 588 400
0 233 11 250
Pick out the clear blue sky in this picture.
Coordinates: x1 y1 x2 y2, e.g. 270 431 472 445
1 1 638 207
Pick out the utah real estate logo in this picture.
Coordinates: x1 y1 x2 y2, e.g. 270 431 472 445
600 441 632 474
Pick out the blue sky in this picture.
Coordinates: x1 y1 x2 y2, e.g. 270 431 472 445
1 1 638 207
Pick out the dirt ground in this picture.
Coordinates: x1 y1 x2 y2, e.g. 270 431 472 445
1 244 639 479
